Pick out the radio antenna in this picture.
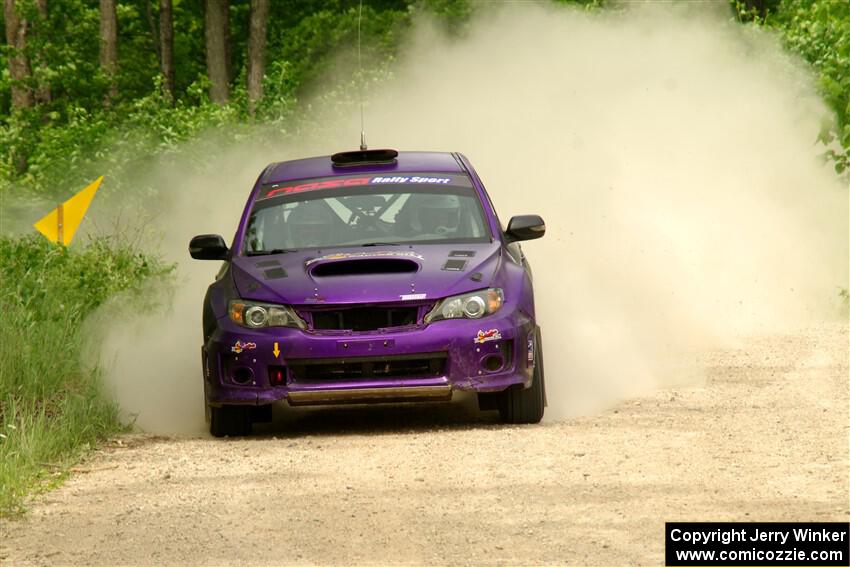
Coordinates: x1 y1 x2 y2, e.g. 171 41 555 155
358 0 367 151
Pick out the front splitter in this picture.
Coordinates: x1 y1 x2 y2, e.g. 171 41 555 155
286 384 453 406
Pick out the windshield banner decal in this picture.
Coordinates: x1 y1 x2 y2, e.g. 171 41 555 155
262 174 468 199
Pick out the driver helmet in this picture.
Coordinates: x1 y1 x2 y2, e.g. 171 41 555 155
409 194 461 235
286 199 334 247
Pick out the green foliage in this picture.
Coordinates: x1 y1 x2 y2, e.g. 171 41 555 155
0 82 248 198
769 0 850 174
0 0 429 201
734 0 850 174
13 0 846 200
264 6 408 105
0 235 172 515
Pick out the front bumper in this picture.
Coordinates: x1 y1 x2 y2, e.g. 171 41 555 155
202 306 536 407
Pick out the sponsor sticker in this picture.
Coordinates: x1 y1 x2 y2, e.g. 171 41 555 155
371 176 451 185
400 293 427 301
231 340 257 354
266 177 370 198
474 329 502 344
305 250 424 266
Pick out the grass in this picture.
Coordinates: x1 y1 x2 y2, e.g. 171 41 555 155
0 235 172 516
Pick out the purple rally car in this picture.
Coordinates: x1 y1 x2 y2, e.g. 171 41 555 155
190 149 546 437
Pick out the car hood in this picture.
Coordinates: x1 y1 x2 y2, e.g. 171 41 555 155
231 243 502 305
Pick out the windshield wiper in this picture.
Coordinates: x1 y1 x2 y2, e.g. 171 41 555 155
360 242 400 247
246 248 298 256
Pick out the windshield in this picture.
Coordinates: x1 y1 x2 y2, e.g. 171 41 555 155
243 173 490 254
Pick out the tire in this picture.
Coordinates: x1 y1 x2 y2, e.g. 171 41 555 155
209 405 252 437
498 328 546 424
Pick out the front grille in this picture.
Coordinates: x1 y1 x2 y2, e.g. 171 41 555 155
288 353 447 383
310 306 419 332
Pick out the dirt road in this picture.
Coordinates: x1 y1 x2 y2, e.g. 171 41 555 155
2 324 847 566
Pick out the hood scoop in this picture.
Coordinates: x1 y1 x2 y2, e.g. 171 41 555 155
310 258 419 277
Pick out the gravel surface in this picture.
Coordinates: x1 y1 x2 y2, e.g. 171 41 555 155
1 324 847 566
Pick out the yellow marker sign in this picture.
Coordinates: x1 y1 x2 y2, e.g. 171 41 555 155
273 342 281 358
33 176 104 245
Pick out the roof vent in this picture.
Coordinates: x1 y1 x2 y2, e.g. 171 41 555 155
331 149 398 167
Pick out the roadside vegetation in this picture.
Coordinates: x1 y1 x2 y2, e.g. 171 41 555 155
0 0 845 204
734 0 850 174
0 236 172 515
0 0 846 515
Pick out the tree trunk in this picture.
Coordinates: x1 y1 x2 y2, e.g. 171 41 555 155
33 0 50 104
144 0 161 67
99 0 118 104
159 0 175 103
224 4 232 85
3 0 33 110
246 0 269 116
204 0 229 104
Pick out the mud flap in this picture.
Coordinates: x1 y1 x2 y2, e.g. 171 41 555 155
201 346 211 423
477 391 501 411
536 326 547 408
251 404 273 423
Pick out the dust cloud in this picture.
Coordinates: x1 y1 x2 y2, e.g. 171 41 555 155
86 2 848 432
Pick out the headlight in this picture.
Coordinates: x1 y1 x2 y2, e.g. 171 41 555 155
425 288 504 323
228 300 306 329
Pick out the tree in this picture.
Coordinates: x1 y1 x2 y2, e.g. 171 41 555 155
99 0 118 104
3 0 34 110
33 0 50 104
246 0 269 115
205 0 230 104
144 0 161 64
159 0 175 102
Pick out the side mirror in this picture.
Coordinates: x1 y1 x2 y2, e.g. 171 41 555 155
189 234 229 260
505 215 545 243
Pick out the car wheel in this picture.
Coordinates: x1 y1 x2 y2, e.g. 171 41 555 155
498 328 546 424
209 405 252 437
